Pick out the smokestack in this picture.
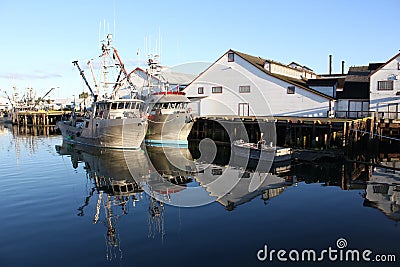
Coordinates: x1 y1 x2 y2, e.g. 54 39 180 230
341 60 345 75
329 54 332 75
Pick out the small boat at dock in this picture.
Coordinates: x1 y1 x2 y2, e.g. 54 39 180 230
232 134 292 163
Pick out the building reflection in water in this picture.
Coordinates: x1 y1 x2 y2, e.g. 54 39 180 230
194 158 292 211
54 137 400 262
363 161 400 222
289 154 400 222
54 141 295 259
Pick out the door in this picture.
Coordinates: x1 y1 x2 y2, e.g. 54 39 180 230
238 103 249 117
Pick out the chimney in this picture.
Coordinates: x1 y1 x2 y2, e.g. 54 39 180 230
329 54 332 75
341 60 345 75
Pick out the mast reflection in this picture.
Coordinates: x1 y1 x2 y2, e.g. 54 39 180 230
55 142 196 260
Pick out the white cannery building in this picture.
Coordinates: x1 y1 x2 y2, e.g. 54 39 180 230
183 50 335 118
369 52 400 119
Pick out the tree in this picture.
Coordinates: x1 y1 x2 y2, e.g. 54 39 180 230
79 92 89 99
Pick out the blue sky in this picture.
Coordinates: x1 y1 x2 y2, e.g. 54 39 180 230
0 0 399 99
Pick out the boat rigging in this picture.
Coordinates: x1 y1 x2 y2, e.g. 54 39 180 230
72 60 98 102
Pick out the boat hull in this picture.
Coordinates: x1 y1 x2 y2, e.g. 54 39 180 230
146 113 194 144
232 141 292 163
57 118 148 149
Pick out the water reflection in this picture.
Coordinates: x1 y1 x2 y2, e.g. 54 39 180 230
1 124 60 159
56 143 193 259
53 142 297 259
363 162 400 221
195 160 291 211
52 134 400 265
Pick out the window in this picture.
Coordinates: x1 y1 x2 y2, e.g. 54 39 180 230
239 85 250 93
378 80 393 90
398 62 400 70
118 102 125 109
287 86 295 94
198 87 204 94
212 86 223 93
228 52 234 62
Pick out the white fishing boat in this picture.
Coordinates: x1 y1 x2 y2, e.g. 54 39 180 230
145 91 193 145
57 99 147 149
232 134 292 163
57 34 148 149
141 55 194 145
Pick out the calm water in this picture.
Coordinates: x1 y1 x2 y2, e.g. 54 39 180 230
1 124 400 267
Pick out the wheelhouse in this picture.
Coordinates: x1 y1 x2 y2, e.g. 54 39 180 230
94 99 145 119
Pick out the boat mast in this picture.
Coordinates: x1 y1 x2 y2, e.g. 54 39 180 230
87 59 99 96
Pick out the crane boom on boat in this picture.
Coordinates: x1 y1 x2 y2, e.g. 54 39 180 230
72 60 98 102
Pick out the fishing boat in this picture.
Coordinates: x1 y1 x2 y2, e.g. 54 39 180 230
145 91 193 145
141 55 194 145
232 134 292 163
57 98 147 149
57 34 148 149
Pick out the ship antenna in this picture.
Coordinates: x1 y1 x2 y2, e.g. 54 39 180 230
113 0 116 42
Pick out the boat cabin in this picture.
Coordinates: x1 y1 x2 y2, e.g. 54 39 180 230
94 99 145 119
148 92 190 115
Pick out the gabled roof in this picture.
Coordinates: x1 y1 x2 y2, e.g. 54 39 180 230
369 52 400 76
126 67 196 85
345 66 371 83
232 50 334 100
368 63 385 71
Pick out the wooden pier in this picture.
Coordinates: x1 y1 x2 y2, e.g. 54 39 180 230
12 110 69 126
188 115 391 151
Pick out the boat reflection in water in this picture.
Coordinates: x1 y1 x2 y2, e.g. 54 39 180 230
55 142 195 260
55 141 295 260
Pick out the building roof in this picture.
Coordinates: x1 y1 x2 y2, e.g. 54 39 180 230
345 66 371 82
318 74 347 79
161 70 196 85
368 63 385 71
232 50 334 100
369 52 400 76
128 67 196 85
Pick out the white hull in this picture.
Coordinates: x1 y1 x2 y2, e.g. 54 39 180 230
232 141 292 162
57 117 148 149
146 113 194 144
145 92 194 144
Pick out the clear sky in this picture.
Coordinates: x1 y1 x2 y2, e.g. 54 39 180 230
0 0 399 99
